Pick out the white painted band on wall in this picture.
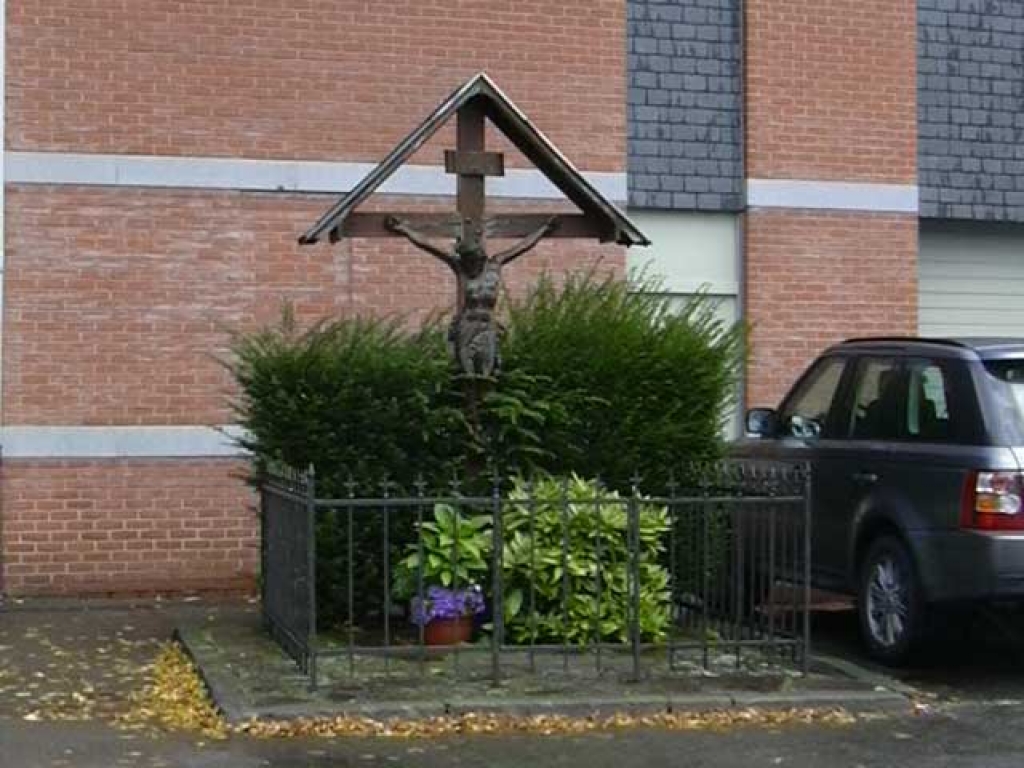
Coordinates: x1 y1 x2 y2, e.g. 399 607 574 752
746 179 919 214
4 151 628 203
0 426 248 459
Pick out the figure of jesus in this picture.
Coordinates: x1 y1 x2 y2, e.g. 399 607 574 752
385 215 558 377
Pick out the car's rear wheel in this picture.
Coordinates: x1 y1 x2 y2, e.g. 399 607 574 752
858 535 926 665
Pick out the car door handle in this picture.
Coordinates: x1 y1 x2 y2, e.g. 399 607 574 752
852 471 878 485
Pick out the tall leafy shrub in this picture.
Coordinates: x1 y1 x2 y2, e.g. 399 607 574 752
229 307 459 493
501 475 672 644
231 277 741 493
499 272 742 489
229 309 459 628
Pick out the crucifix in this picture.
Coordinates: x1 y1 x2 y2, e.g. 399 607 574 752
299 73 649 467
386 102 557 378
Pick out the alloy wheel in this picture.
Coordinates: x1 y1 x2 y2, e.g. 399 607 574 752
865 555 909 648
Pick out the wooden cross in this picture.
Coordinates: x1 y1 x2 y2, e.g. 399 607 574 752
448 100 501 248
335 103 605 243
298 73 650 473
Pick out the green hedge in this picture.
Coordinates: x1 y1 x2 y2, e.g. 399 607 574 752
229 306 461 494
229 274 742 630
498 272 741 489
231 274 741 493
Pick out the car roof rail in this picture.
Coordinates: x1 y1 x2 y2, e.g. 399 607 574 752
838 336 971 349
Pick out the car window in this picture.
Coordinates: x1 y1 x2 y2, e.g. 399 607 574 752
984 360 1024 440
905 360 953 442
848 358 902 440
780 357 846 439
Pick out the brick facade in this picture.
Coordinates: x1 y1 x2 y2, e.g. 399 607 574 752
745 211 919 406
745 0 918 183
1 186 617 592
5 1 1016 596
1 460 254 595
7 0 625 169
3 189 611 427
742 0 919 406
1 1 628 595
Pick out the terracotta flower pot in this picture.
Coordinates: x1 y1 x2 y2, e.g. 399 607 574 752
423 616 474 646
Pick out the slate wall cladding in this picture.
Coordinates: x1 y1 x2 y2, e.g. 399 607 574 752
918 0 1024 221
627 0 744 211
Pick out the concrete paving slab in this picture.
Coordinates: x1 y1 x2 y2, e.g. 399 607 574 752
177 612 912 724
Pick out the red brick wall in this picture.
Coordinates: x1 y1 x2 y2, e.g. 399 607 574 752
0 460 255 595
744 0 917 183
744 211 918 407
743 0 919 407
7 0 625 170
2 2 627 596
3 188 622 426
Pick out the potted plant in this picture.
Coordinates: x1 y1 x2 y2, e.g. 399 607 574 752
393 504 492 646
410 585 486 645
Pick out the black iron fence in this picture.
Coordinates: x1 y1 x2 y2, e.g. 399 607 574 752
259 464 317 679
260 462 812 690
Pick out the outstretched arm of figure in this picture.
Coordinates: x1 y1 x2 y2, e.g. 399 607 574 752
494 216 559 266
385 216 458 270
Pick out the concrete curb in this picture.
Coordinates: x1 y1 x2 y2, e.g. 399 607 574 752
175 627 260 723
177 627 913 725
810 653 921 698
0 596 252 613
729 688 909 713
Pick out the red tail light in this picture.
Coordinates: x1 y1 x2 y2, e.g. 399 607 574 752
961 471 1024 531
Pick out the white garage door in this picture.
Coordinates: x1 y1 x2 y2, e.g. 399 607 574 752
627 210 742 435
919 222 1024 338
626 210 740 327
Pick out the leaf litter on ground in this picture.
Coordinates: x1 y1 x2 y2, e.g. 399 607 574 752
5 620 868 742
120 643 864 741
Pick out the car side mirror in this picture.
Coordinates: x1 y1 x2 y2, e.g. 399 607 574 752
745 408 779 438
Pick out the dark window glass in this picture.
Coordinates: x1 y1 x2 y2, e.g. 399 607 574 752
780 357 845 439
848 358 902 440
905 360 954 442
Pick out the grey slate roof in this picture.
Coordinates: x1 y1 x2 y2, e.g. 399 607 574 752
918 0 1024 222
627 0 743 211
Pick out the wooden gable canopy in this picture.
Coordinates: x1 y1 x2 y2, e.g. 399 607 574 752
298 72 649 247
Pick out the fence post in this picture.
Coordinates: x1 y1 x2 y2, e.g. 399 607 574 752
346 477 357 679
258 466 267 629
306 463 318 691
383 478 394 679
414 477 427 678
800 463 813 675
559 477 570 673
700 469 711 671
490 470 504 687
733 475 745 668
629 475 642 682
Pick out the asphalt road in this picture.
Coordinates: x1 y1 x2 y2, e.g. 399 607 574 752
2 699 1024 768
5 602 1024 768
811 603 1024 702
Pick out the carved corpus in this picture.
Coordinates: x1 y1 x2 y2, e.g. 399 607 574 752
299 72 650 377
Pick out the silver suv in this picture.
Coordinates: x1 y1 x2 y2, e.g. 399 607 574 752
738 338 1024 663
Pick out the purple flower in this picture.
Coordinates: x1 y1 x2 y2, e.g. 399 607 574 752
410 585 486 626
